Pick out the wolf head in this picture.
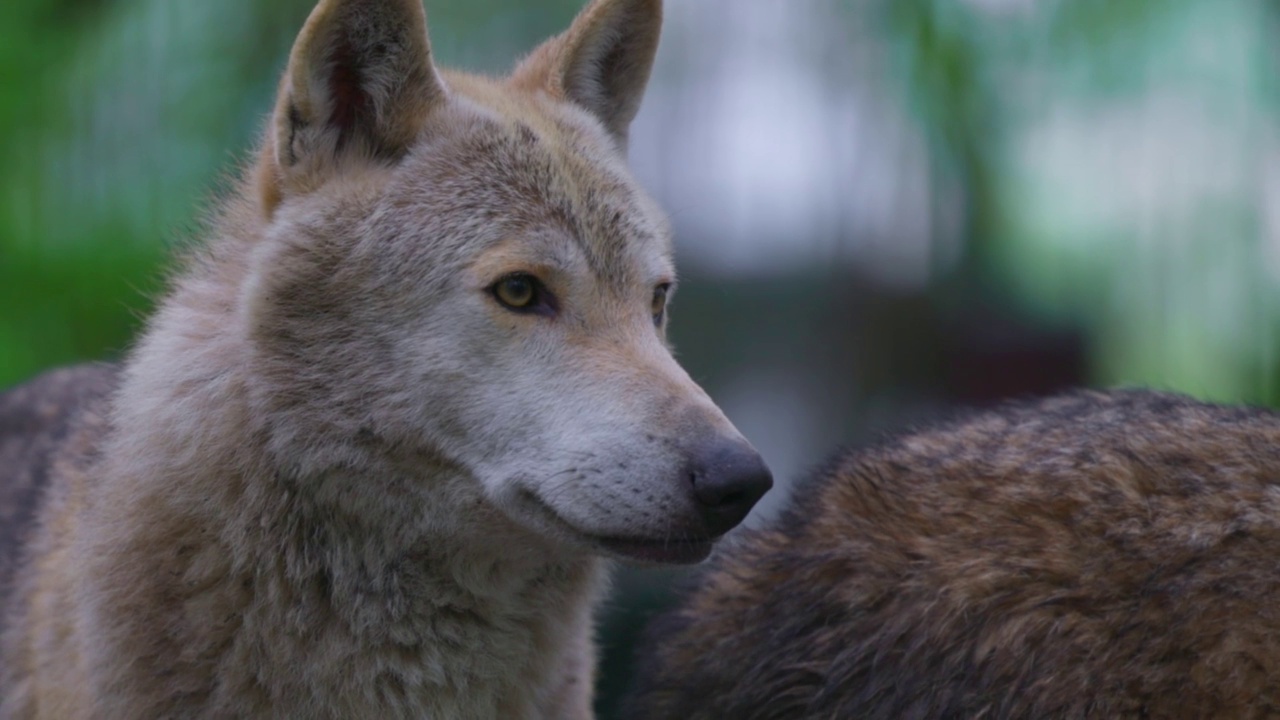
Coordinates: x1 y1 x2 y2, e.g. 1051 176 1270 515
236 0 770 564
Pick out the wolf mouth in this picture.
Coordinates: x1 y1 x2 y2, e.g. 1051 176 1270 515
592 535 714 564
514 486 715 564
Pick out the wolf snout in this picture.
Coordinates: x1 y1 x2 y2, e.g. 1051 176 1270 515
684 438 773 536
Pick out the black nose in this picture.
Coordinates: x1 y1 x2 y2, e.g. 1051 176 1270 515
687 438 773 536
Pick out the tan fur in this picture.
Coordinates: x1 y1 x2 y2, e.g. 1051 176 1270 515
0 0 771 717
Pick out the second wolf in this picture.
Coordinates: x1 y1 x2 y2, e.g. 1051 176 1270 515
625 390 1280 719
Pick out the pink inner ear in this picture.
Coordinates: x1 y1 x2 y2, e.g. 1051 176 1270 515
325 38 373 150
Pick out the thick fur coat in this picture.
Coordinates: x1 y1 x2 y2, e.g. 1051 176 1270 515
625 390 1280 719
0 0 772 717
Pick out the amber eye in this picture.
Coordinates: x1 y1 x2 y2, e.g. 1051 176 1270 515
490 273 557 317
493 274 537 309
651 283 671 326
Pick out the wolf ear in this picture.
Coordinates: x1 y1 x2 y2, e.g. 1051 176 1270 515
263 0 444 204
511 0 662 149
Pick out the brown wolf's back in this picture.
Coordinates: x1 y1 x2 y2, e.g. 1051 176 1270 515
0 364 117 610
625 390 1280 719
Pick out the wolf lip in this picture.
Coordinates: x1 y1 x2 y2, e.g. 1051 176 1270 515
512 488 717 563
595 536 715 565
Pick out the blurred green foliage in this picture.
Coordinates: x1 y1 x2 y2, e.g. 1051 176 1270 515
881 0 1280 402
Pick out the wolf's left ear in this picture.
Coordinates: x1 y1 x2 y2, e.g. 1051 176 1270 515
262 0 444 207
511 0 662 149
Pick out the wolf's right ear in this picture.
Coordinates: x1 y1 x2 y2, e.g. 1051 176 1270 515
510 0 663 150
260 0 444 211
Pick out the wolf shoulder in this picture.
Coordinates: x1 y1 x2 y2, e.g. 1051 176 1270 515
0 363 119 607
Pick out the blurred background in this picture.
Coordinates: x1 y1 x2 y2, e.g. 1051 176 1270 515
3 0 1278 715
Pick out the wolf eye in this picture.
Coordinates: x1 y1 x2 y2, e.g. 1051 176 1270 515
493 275 536 309
651 283 671 326
490 273 556 316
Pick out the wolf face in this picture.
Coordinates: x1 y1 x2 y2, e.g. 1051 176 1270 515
236 0 771 564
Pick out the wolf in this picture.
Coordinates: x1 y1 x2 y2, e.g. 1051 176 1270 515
624 390 1280 719
0 0 774 716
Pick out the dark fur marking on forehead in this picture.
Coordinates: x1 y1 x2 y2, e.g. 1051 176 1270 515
571 185 651 287
516 123 539 147
551 121 664 286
